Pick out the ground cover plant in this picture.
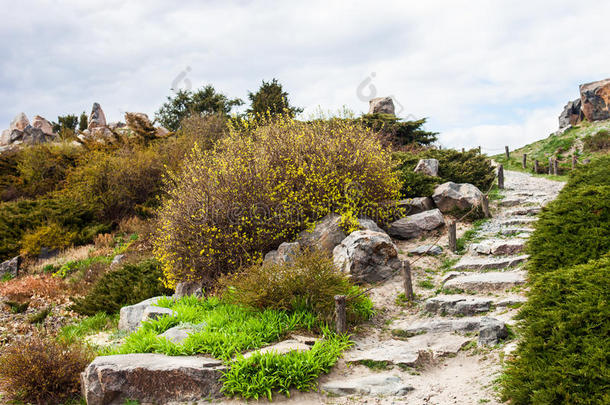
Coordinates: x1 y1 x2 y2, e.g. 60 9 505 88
501 156 610 404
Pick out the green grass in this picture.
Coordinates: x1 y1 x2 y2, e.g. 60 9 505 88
106 295 319 360
357 359 392 370
456 218 488 254
417 279 435 289
58 313 118 345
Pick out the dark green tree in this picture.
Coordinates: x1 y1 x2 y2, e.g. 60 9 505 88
78 112 88 131
52 115 78 133
155 86 243 131
247 79 303 118
361 114 438 146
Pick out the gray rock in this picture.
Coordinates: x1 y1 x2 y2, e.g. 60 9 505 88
141 306 174 323
499 217 537 226
345 339 425 367
352 333 469 359
409 244 443 256
496 297 527 307
432 182 484 214
424 295 493 315
558 98 583 128
471 239 525 256
392 317 482 336
452 255 529 270
243 339 312 358
298 213 346 254
0 256 20 279
499 198 523 207
88 102 107 129
159 325 194 344
110 254 125 268
81 353 224 405
333 230 401 283
322 373 412 396
174 281 204 298
443 271 526 292
368 96 395 115
397 197 435 215
118 297 164 332
388 208 444 239
9 112 29 131
478 317 508 346
31 115 54 135
579 78 610 122
414 158 439 177
263 242 301 265
498 227 533 236
358 218 384 233
505 206 541 216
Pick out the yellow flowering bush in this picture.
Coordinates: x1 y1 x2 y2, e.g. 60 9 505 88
154 116 401 288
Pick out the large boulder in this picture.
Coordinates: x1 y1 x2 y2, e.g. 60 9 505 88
0 256 20 279
174 281 204 298
31 115 55 135
9 112 29 132
81 354 225 405
579 78 610 122
333 230 402 283
432 182 484 215
558 98 583 129
88 102 107 129
298 213 347 254
263 241 301 265
397 197 435 215
118 296 165 332
388 208 444 239
414 158 439 177
368 96 395 115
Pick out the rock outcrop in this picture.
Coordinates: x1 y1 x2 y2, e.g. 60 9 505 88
388 208 444 239
558 98 583 129
397 197 435 215
580 78 610 122
88 102 107 129
414 158 439 177
333 230 402 283
0 256 20 279
368 96 395 115
1 113 57 147
432 182 484 215
31 115 54 135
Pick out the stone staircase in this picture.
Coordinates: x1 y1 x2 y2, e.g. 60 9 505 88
321 170 564 403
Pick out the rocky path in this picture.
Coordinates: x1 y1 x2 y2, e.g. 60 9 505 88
302 170 565 405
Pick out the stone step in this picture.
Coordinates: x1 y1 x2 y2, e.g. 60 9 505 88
443 270 526 292
470 239 526 256
424 295 493 315
391 317 508 346
498 198 523 207
452 255 528 270
499 217 537 226
505 206 541 216
322 373 413 396
81 354 225 405
498 227 534 237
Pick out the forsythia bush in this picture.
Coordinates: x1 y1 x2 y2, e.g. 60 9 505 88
154 116 401 287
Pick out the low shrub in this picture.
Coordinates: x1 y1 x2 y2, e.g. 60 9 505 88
0 334 93 404
218 249 373 323
19 222 78 257
70 259 172 315
501 255 610 404
0 274 68 301
583 129 610 152
154 116 401 288
222 332 351 400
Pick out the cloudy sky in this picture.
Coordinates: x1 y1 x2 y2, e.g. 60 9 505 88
2 0 609 151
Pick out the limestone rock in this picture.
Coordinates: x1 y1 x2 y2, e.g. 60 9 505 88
408 244 443 256
478 317 508 346
118 296 164 332
392 317 482 336
579 78 610 122
174 281 204 298
397 197 435 216
9 113 29 131
368 96 395 115
88 102 107 129
141 306 174 322
443 271 526 292
558 98 583 129
424 295 493 315
333 230 401 283
432 182 484 214
263 242 301 265
322 373 412 396
298 213 346 254
0 256 20 279
452 255 529 270
159 325 195 344
388 208 444 239
81 353 224 405
414 158 439 177
31 115 54 135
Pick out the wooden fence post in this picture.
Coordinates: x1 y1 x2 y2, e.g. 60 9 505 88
553 159 559 175
505 146 510 159
548 157 553 175
534 159 539 174
334 295 347 334
482 195 491 218
522 154 527 169
478 146 481 154
572 155 577 170
497 164 504 189
448 221 457 253
401 261 414 302
461 147 465 153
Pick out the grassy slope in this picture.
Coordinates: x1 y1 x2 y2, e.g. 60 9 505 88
492 119 610 181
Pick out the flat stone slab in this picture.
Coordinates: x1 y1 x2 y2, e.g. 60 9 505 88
424 295 493 315
499 217 537 226
118 296 166 332
471 239 526 256
81 354 225 405
443 271 526 292
498 227 534 236
391 317 482 336
243 339 312 358
344 339 424 367
505 207 541 216
452 255 528 270
159 325 195 344
499 198 523 207
409 244 443 256
322 374 413 396
496 297 527 307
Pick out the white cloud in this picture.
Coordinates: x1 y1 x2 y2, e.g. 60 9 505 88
1 0 610 150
